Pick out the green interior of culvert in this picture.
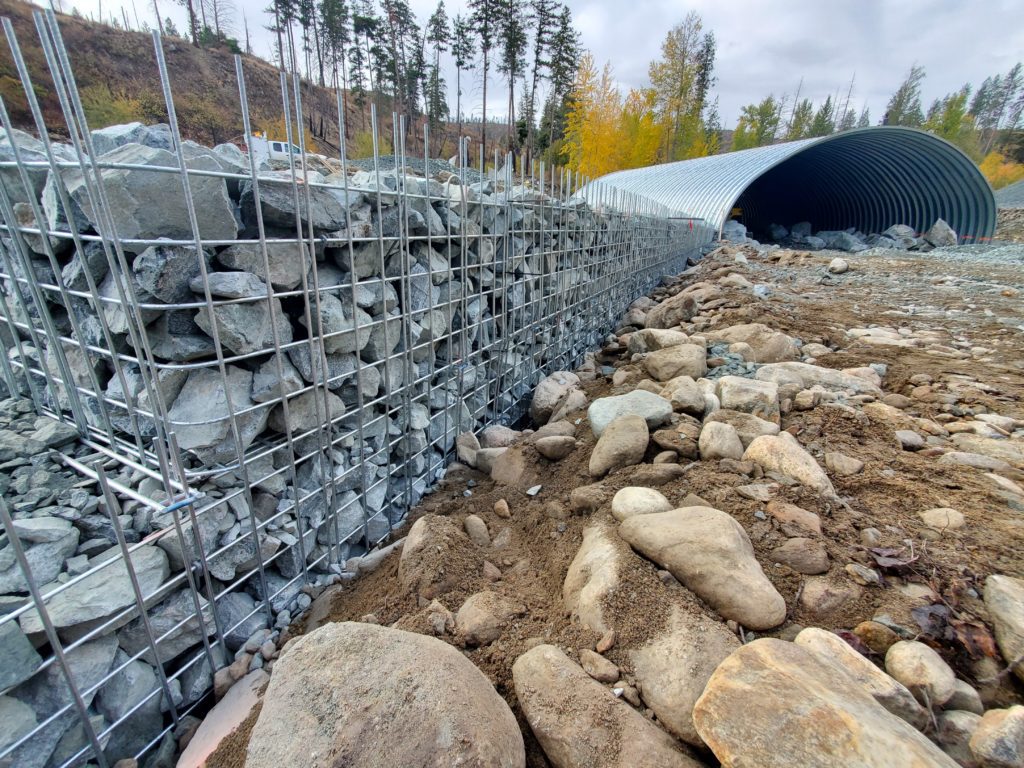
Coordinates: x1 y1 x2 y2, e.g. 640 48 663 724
732 131 996 241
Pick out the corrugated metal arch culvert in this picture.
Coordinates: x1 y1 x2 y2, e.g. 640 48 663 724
578 127 997 244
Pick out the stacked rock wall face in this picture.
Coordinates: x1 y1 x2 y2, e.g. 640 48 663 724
0 117 696 763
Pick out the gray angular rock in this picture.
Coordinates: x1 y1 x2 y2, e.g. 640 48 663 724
133 244 209 303
298 293 372 355
251 354 305 404
217 241 307 291
240 178 363 231
0 526 79 595
0 695 37 759
0 619 43 689
191 271 270 299
10 634 118 768
194 295 293 356
19 546 169 639
0 128 51 204
146 311 217 361
118 589 216 665
925 218 958 248
268 389 345 434
219 591 270 651
166 366 269 466
57 143 237 248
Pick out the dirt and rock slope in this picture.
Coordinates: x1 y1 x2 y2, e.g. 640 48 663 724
194 239 1024 768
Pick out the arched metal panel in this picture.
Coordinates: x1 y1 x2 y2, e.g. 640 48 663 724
578 127 997 243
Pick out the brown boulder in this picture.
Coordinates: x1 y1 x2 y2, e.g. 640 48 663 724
246 622 525 768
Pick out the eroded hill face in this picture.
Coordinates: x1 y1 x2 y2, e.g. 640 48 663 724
0 0 488 157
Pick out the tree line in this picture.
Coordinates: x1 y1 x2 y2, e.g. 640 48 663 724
152 0 584 164
559 12 719 179
728 64 1024 188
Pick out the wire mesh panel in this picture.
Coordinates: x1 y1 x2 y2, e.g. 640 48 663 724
0 10 703 767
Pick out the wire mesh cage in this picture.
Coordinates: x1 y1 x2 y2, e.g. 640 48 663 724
0 9 705 767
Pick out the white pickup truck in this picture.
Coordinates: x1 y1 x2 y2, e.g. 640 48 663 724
247 134 302 165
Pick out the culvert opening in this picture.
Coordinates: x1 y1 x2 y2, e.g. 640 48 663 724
586 127 997 245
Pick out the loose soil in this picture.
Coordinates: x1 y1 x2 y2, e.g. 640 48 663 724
210 243 1024 768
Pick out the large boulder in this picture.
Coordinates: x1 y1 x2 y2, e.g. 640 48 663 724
619 507 786 630
694 639 958 767
55 143 237 248
630 606 740 746
716 376 780 423
794 628 927 729
531 371 582 426
644 292 698 329
589 414 649 478
643 344 707 382
245 622 525 768
704 324 799 363
703 410 780 448
755 362 882 397
985 574 1024 683
588 390 672 437
743 433 836 495
627 328 691 355
513 644 703 768
563 525 622 634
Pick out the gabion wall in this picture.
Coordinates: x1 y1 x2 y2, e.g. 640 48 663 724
0 12 702 767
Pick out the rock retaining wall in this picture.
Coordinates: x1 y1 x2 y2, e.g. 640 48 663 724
0 123 694 765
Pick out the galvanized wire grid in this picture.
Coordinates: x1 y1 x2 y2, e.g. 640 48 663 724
0 11 704 767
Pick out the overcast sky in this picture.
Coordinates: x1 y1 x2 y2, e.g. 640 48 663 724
62 0 1024 128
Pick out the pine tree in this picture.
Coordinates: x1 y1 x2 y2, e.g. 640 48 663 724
497 0 529 154
857 106 871 128
809 96 834 137
319 0 349 89
541 4 578 154
423 1 450 154
785 98 813 140
837 107 857 132
176 0 199 43
883 65 926 127
451 13 476 152
524 0 558 160
925 84 976 156
380 0 422 136
349 0 378 127
731 95 782 150
469 0 500 164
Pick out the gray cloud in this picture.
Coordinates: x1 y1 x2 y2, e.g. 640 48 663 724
59 0 1024 131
